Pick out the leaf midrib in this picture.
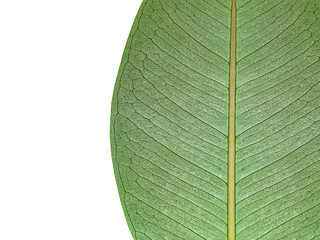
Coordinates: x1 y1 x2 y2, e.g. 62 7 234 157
228 0 237 239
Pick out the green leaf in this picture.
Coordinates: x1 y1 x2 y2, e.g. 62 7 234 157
110 0 320 239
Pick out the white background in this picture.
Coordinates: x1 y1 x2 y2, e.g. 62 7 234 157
0 0 141 239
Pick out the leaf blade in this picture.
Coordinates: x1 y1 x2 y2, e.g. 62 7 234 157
111 0 320 239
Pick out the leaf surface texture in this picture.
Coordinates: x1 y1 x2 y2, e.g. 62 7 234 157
110 0 320 239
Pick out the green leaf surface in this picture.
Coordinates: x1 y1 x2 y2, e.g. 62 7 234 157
110 0 320 239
